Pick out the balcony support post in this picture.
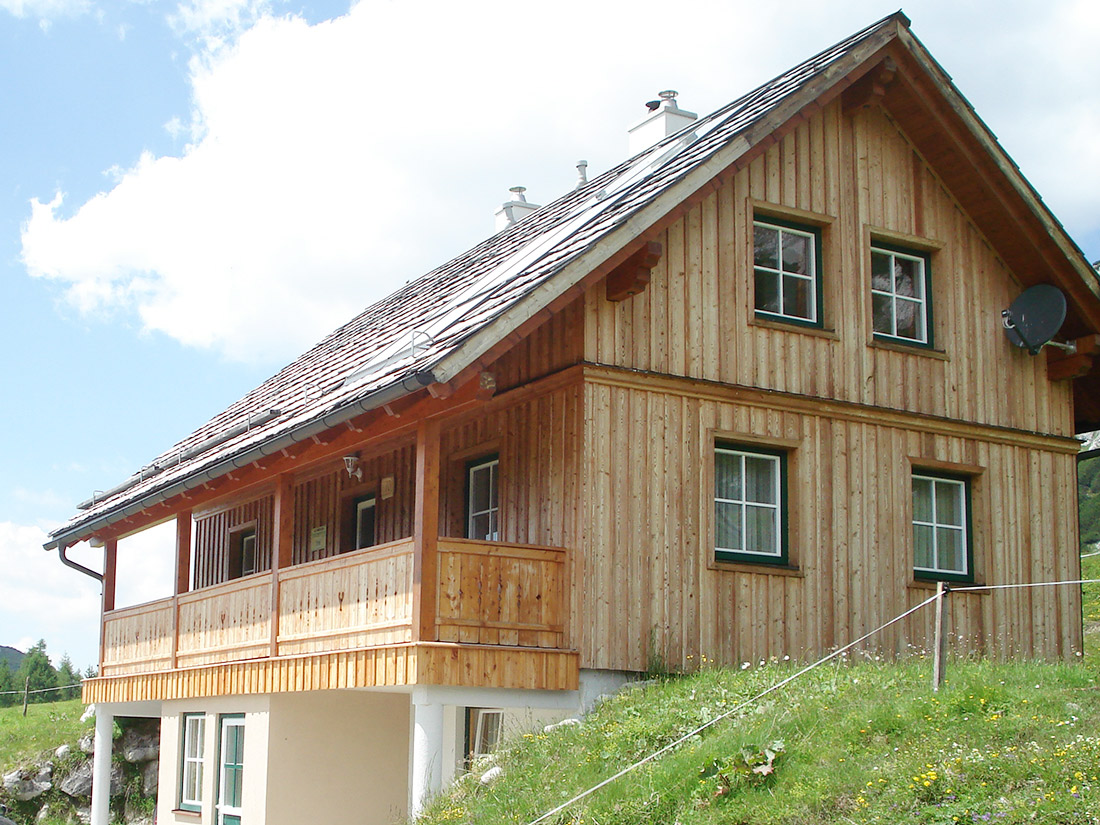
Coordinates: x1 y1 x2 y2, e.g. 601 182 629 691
89 706 114 825
99 539 117 670
270 473 295 656
408 689 445 818
171 510 192 669
412 419 441 642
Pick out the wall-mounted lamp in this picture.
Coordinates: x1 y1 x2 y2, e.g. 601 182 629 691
343 455 363 482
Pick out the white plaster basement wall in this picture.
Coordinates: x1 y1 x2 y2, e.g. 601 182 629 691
265 690 410 825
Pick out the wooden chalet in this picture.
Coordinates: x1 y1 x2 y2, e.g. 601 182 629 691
48 13 1100 825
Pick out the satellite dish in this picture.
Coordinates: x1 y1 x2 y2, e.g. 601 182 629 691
1002 284 1068 355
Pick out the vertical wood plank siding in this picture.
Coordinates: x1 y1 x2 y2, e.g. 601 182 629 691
566 98 1080 671
100 599 174 675
582 100 1073 437
192 495 274 588
578 376 1082 671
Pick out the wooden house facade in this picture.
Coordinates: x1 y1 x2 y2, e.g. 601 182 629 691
47 14 1100 825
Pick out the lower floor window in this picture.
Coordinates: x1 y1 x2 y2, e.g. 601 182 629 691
912 473 972 582
714 444 787 565
180 714 205 812
217 715 245 825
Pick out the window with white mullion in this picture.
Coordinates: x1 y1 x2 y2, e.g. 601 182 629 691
180 714 205 813
714 447 784 563
753 220 820 325
467 458 499 542
871 245 930 344
912 474 970 580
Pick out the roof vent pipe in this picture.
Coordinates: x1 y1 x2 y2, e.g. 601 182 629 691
494 186 541 232
575 160 588 189
627 90 698 155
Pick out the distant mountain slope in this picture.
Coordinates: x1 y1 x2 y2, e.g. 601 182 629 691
0 646 24 671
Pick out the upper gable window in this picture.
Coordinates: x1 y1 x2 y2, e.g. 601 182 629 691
753 218 821 326
871 243 932 346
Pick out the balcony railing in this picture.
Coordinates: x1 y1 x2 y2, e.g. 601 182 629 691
99 537 567 678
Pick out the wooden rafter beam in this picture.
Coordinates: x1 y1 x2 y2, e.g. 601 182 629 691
605 241 663 302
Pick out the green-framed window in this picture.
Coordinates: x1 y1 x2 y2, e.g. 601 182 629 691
753 217 823 326
216 714 245 825
714 444 788 565
871 242 933 346
179 713 205 813
912 472 973 583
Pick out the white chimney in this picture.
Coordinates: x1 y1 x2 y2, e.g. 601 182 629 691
494 186 541 232
627 90 698 155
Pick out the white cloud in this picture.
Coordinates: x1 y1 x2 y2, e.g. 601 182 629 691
19 0 1100 365
0 523 101 670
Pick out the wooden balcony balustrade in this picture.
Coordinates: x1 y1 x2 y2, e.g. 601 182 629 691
99 537 568 678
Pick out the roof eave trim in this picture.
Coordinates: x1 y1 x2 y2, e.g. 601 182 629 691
44 369 436 551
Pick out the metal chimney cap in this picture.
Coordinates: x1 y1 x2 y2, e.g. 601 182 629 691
508 186 528 202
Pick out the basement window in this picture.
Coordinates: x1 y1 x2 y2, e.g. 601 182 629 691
465 708 504 763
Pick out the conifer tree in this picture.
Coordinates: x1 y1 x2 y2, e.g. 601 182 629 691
57 654 81 701
0 659 13 708
15 640 57 704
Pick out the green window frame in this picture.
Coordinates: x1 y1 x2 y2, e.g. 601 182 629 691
714 443 788 566
216 714 245 825
179 713 205 813
753 216 823 327
871 242 933 347
912 472 973 583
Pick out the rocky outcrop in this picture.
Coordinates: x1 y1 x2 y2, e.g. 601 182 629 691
57 762 123 799
0 714 158 825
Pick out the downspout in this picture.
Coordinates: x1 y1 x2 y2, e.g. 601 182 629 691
57 543 103 583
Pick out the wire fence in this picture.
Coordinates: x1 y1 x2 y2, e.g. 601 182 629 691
524 575 1100 825
0 682 83 697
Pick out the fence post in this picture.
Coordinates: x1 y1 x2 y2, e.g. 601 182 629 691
21 676 29 717
932 581 948 692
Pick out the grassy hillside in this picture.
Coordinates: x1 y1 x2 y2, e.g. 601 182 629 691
0 699 91 769
418 658 1100 825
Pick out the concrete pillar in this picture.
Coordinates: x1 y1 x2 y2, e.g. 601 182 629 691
409 696 445 818
90 707 114 825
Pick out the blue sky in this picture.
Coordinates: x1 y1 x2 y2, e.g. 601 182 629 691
1 0 1098 672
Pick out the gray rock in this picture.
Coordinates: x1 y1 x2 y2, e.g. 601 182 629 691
77 732 95 755
58 762 124 799
79 705 95 723
0 815 18 825
3 768 52 801
120 726 159 764
75 807 90 825
479 765 503 785
35 800 77 823
55 744 72 760
141 760 158 796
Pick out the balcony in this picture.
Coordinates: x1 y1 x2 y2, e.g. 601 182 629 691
92 537 574 700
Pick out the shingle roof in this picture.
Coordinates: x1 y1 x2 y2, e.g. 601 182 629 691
48 12 909 547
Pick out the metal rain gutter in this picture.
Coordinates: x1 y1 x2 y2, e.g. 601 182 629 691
58 544 103 583
46 370 436 551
